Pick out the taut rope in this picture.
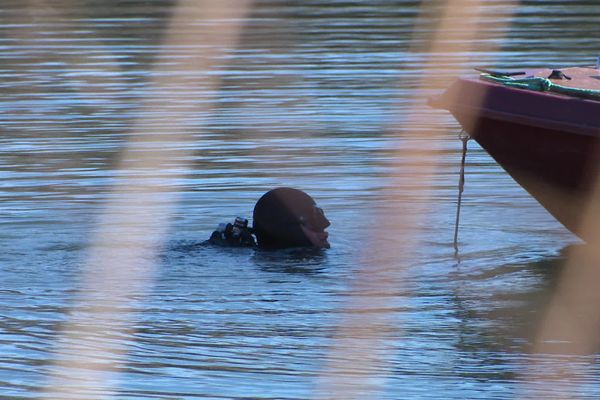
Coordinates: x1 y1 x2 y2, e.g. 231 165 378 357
453 130 470 255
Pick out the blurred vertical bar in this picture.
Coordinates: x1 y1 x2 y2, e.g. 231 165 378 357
314 1 517 398
525 173 600 395
43 0 252 397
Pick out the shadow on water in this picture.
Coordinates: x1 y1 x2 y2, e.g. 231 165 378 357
252 247 328 275
449 246 577 356
380 248 579 392
164 240 328 275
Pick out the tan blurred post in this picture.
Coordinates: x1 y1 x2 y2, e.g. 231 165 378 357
43 1 252 397
314 1 517 398
524 168 600 395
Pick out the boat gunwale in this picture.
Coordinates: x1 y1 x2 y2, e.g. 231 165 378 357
439 77 600 138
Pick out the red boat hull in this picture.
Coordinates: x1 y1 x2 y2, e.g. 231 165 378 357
432 77 600 239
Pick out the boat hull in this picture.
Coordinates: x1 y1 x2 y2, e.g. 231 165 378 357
433 76 600 239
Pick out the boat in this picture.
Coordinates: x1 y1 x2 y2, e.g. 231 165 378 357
430 66 600 240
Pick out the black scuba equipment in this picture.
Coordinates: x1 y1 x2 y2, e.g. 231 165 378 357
209 217 256 247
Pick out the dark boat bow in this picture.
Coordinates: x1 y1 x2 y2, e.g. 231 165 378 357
433 68 600 240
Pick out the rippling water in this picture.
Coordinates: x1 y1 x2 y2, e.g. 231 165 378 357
1 1 599 398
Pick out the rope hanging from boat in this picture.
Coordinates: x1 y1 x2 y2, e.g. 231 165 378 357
480 74 600 101
453 130 470 256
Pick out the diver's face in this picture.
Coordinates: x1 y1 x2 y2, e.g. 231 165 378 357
299 206 330 249
301 224 330 249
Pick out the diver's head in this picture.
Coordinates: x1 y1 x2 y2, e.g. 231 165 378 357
252 187 330 249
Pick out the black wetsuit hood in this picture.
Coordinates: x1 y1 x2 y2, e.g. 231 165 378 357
252 187 329 249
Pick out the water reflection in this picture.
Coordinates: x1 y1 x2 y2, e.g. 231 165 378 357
450 251 568 353
252 248 328 274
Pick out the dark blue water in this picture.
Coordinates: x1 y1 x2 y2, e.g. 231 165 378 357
1 1 598 398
